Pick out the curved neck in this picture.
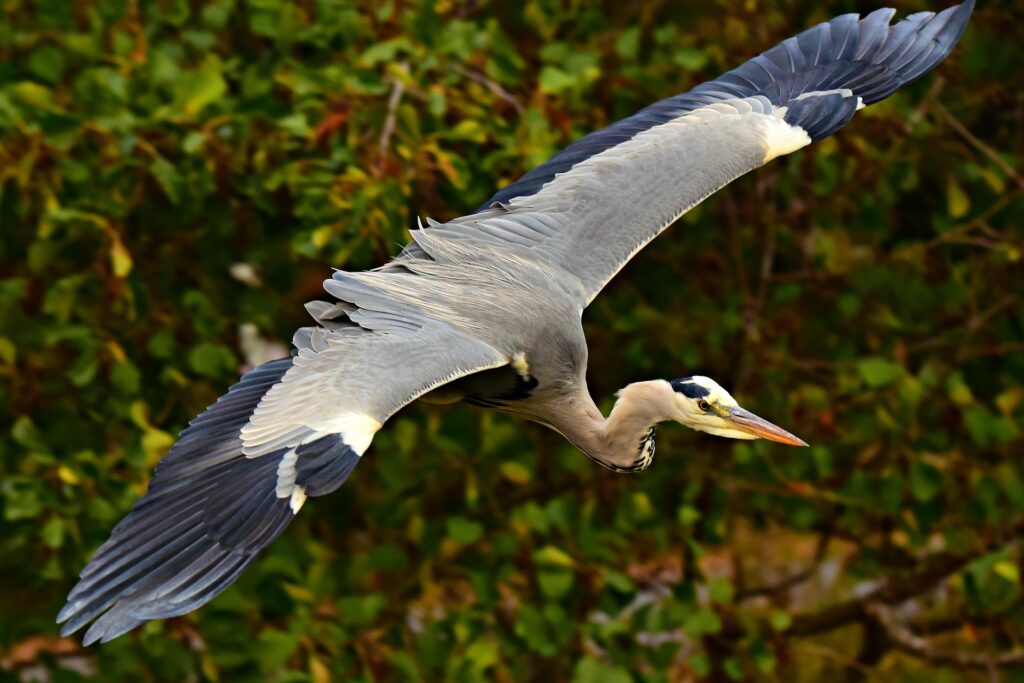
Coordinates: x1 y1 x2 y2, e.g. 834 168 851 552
553 380 678 472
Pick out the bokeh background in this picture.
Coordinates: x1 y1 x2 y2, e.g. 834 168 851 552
1 0 1022 681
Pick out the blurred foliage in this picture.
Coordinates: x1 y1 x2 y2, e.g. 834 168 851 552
1 0 1023 681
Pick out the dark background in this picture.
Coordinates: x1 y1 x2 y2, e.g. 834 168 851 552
1 0 1022 680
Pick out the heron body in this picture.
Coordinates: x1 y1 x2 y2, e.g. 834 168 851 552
59 1 974 644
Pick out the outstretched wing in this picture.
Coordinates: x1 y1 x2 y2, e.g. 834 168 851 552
407 1 973 304
58 295 506 644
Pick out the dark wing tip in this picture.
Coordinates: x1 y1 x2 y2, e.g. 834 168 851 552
860 0 975 105
480 1 975 210
56 359 301 644
56 448 294 644
771 0 974 140
56 432 363 644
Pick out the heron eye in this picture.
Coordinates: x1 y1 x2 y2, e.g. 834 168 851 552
697 400 712 412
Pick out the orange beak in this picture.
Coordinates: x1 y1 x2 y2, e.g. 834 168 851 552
724 406 808 447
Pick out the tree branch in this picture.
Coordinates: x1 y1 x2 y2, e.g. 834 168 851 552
935 101 1024 192
787 547 970 636
866 602 1024 671
736 531 830 601
721 517 1024 639
377 63 408 174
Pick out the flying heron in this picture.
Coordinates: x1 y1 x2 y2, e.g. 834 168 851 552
59 1 974 644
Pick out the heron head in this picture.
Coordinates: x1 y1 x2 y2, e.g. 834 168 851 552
668 376 807 446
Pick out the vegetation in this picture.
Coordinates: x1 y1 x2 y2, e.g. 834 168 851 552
1 0 1021 680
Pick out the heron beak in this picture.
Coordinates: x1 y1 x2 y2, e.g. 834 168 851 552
724 406 808 447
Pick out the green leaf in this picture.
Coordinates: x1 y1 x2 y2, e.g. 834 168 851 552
909 460 943 503
770 610 792 631
28 45 66 84
534 545 573 568
86 496 116 521
359 37 414 67
677 505 701 525
708 577 734 604
0 337 15 366
689 653 711 677
12 416 47 451
947 372 975 406
463 639 500 673
111 360 141 394
571 659 633 683
673 47 708 71
256 629 300 671
519 501 549 533
68 354 98 387
277 113 310 138
4 485 43 521
538 66 575 94
514 604 560 656
538 567 574 599
337 594 386 625
947 175 970 218
150 156 182 203
857 358 903 388
499 461 531 484
109 238 133 278
368 544 408 572
41 517 66 548
446 516 484 544
963 406 1018 446
174 59 227 115
187 342 236 378
147 329 176 359
11 81 56 110
724 657 745 680
683 609 722 637
964 406 991 446
994 561 1019 584
615 27 640 60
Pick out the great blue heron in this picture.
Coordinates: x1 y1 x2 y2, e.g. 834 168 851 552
59 1 974 644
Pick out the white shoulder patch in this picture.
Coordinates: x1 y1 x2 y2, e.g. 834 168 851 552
289 485 307 513
761 113 812 163
511 351 530 379
304 411 382 456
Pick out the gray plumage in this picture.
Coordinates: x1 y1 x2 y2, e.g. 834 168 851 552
59 1 973 644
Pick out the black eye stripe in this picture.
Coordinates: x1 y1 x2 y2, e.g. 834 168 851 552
670 378 710 399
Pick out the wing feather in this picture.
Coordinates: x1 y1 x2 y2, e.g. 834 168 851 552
401 1 972 304
60 307 508 643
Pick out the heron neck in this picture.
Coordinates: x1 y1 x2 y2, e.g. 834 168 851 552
560 380 675 472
